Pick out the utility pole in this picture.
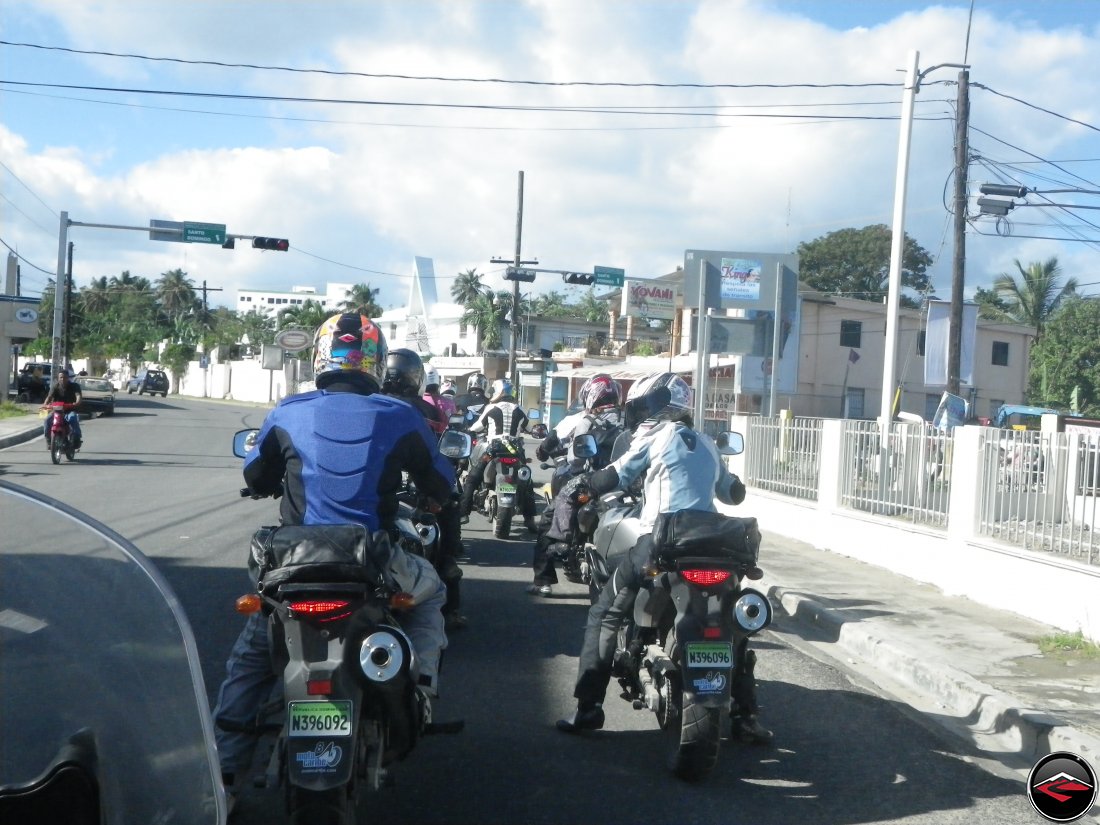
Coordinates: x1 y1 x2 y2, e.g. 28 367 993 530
947 68 970 396
63 242 74 365
490 171 537 389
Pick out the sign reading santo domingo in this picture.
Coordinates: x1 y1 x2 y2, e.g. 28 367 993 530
621 280 678 320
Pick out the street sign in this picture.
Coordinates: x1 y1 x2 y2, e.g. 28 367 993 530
183 222 227 245
149 219 185 243
274 328 313 352
594 265 625 287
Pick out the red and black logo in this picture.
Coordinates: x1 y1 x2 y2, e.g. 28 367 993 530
1027 751 1097 823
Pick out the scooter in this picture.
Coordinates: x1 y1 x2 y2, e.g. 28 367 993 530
579 429 772 781
43 402 78 464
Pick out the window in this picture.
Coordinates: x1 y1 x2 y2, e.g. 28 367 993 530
459 322 467 338
267 297 274 304
840 320 862 348
844 387 865 419
992 341 1009 366
917 330 926 356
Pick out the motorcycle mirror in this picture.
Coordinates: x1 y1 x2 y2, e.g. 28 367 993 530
570 433 598 461
715 431 745 456
438 429 473 460
528 408 541 421
232 428 260 458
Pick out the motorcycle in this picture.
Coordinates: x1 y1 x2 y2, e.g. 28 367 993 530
228 429 463 824
0 480 225 823
536 437 603 586
470 434 532 539
397 429 473 570
42 402 78 464
579 430 772 781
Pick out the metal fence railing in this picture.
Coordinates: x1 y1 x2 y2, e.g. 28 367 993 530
745 417 823 501
977 429 1100 566
838 420 953 529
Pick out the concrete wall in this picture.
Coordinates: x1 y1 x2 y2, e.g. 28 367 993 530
173 359 294 404
728 415 1100 643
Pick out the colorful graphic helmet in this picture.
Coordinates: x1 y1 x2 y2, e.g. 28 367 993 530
424 365 441 392
440 381 457 396
579 373 622 413
490 378 513 402
313 313 387 390
383 348 426 398
468 372 488 392
626 372 694 426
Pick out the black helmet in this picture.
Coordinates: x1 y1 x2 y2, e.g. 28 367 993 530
382 348 426 398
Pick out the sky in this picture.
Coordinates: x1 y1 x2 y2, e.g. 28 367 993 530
1 0 1098 313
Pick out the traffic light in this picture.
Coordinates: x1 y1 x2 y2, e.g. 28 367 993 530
504 267 536 282
977 197 1014 216
252 237 290 251
563 272 595 286
979 183 1028 198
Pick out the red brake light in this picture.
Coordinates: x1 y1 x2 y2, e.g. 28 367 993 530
288 600 352 622
680 569 732 586
307 679 333 696
499 457 518 465
702 626 723 639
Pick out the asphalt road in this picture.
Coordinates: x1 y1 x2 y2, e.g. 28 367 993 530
0 396 1044 824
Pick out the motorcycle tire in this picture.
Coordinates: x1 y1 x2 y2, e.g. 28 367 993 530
286 785 351 825
65 442 76 461
494 507 512 539
663 634 721 781
50 435 63 465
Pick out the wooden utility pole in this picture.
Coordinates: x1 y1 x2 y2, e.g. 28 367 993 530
947 68 969 396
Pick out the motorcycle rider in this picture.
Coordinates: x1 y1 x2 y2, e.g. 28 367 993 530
213 313 456 806
453 373 489 418
40 370 83 450
381 348 468 631
556 373 771 745
423 366 456 436
527 374 623 596
460 377 538 533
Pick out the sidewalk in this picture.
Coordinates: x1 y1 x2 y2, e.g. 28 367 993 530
757 525 1100 773
0 414 42 450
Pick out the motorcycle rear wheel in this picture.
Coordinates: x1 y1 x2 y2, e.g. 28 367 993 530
287 785 352 825
663 635 721 781
494 506 512 538
50 435 63 465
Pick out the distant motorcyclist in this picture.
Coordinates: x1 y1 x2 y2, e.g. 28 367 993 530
213 313 456 808
422 366 456 436
453 373 490 419
381 348 468 630
40 370 83 450
460 378 538 533
527 374 623 596
556 372 770 745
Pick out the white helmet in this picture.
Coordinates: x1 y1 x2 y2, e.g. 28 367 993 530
468 373 488 392
490 377 513 402
626 372 694 426
424 365 441 391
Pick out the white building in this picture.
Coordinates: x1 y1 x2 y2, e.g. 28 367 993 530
236 282 354 313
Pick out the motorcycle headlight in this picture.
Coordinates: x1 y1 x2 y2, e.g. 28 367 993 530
732 588 772 634
517 466 532 483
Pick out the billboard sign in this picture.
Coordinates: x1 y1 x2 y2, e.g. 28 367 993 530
682 249 798 312
621 280 677 320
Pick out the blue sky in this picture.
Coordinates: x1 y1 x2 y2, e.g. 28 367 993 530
1 0 1098 311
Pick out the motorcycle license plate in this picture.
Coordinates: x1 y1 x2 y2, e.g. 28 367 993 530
288 700 353 737
497 482 517 494
685 642 733 669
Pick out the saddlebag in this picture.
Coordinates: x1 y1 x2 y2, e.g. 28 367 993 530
249 524 392 596
652 510 761 566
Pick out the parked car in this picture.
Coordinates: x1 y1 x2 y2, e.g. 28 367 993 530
76 377 116 417
15 362 53 403
127 369 169 397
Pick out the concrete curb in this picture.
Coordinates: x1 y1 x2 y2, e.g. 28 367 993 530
767 583 1100 767
0 424 40 451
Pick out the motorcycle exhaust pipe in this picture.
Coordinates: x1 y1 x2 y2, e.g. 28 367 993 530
516 466 532 483
732 588 772 634
358 627 418 684
416 523 438 546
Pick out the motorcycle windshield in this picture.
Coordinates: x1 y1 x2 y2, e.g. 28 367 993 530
0 481 225 824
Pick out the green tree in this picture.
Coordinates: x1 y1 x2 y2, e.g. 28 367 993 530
992 257 1077 339
238 309 276 355
973 285 1011 322
798 224 932 306
575 288 609 324
278 300 329 334
155 269 197 322
1027 297 1100 415
451 268 487 305
340 283 383 317
533 290 571 318
461 290 507 350
160 342 197 392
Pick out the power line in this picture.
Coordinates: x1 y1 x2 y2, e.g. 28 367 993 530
0 40 903 91
973 84 1100 134
0 235 54 275
0 158 58 217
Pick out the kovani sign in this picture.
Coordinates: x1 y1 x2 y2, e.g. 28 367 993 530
620 280 678 320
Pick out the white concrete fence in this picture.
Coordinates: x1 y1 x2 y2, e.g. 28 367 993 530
727 415 1100 643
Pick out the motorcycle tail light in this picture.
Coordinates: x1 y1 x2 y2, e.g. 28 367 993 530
702 626 723 640
307 679 332 696
288 600 352 622
236 594 262 615
499 457 518 465
680 569 732 587
389 592 416 611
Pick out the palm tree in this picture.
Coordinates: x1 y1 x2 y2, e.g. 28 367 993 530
78 276 112 316
340 283 383 317
109 271 152 293
278 299 330 334
461 291 507 350
534 290 569 318
451 268 487 306
992 257 1078 339
155 269 197 320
